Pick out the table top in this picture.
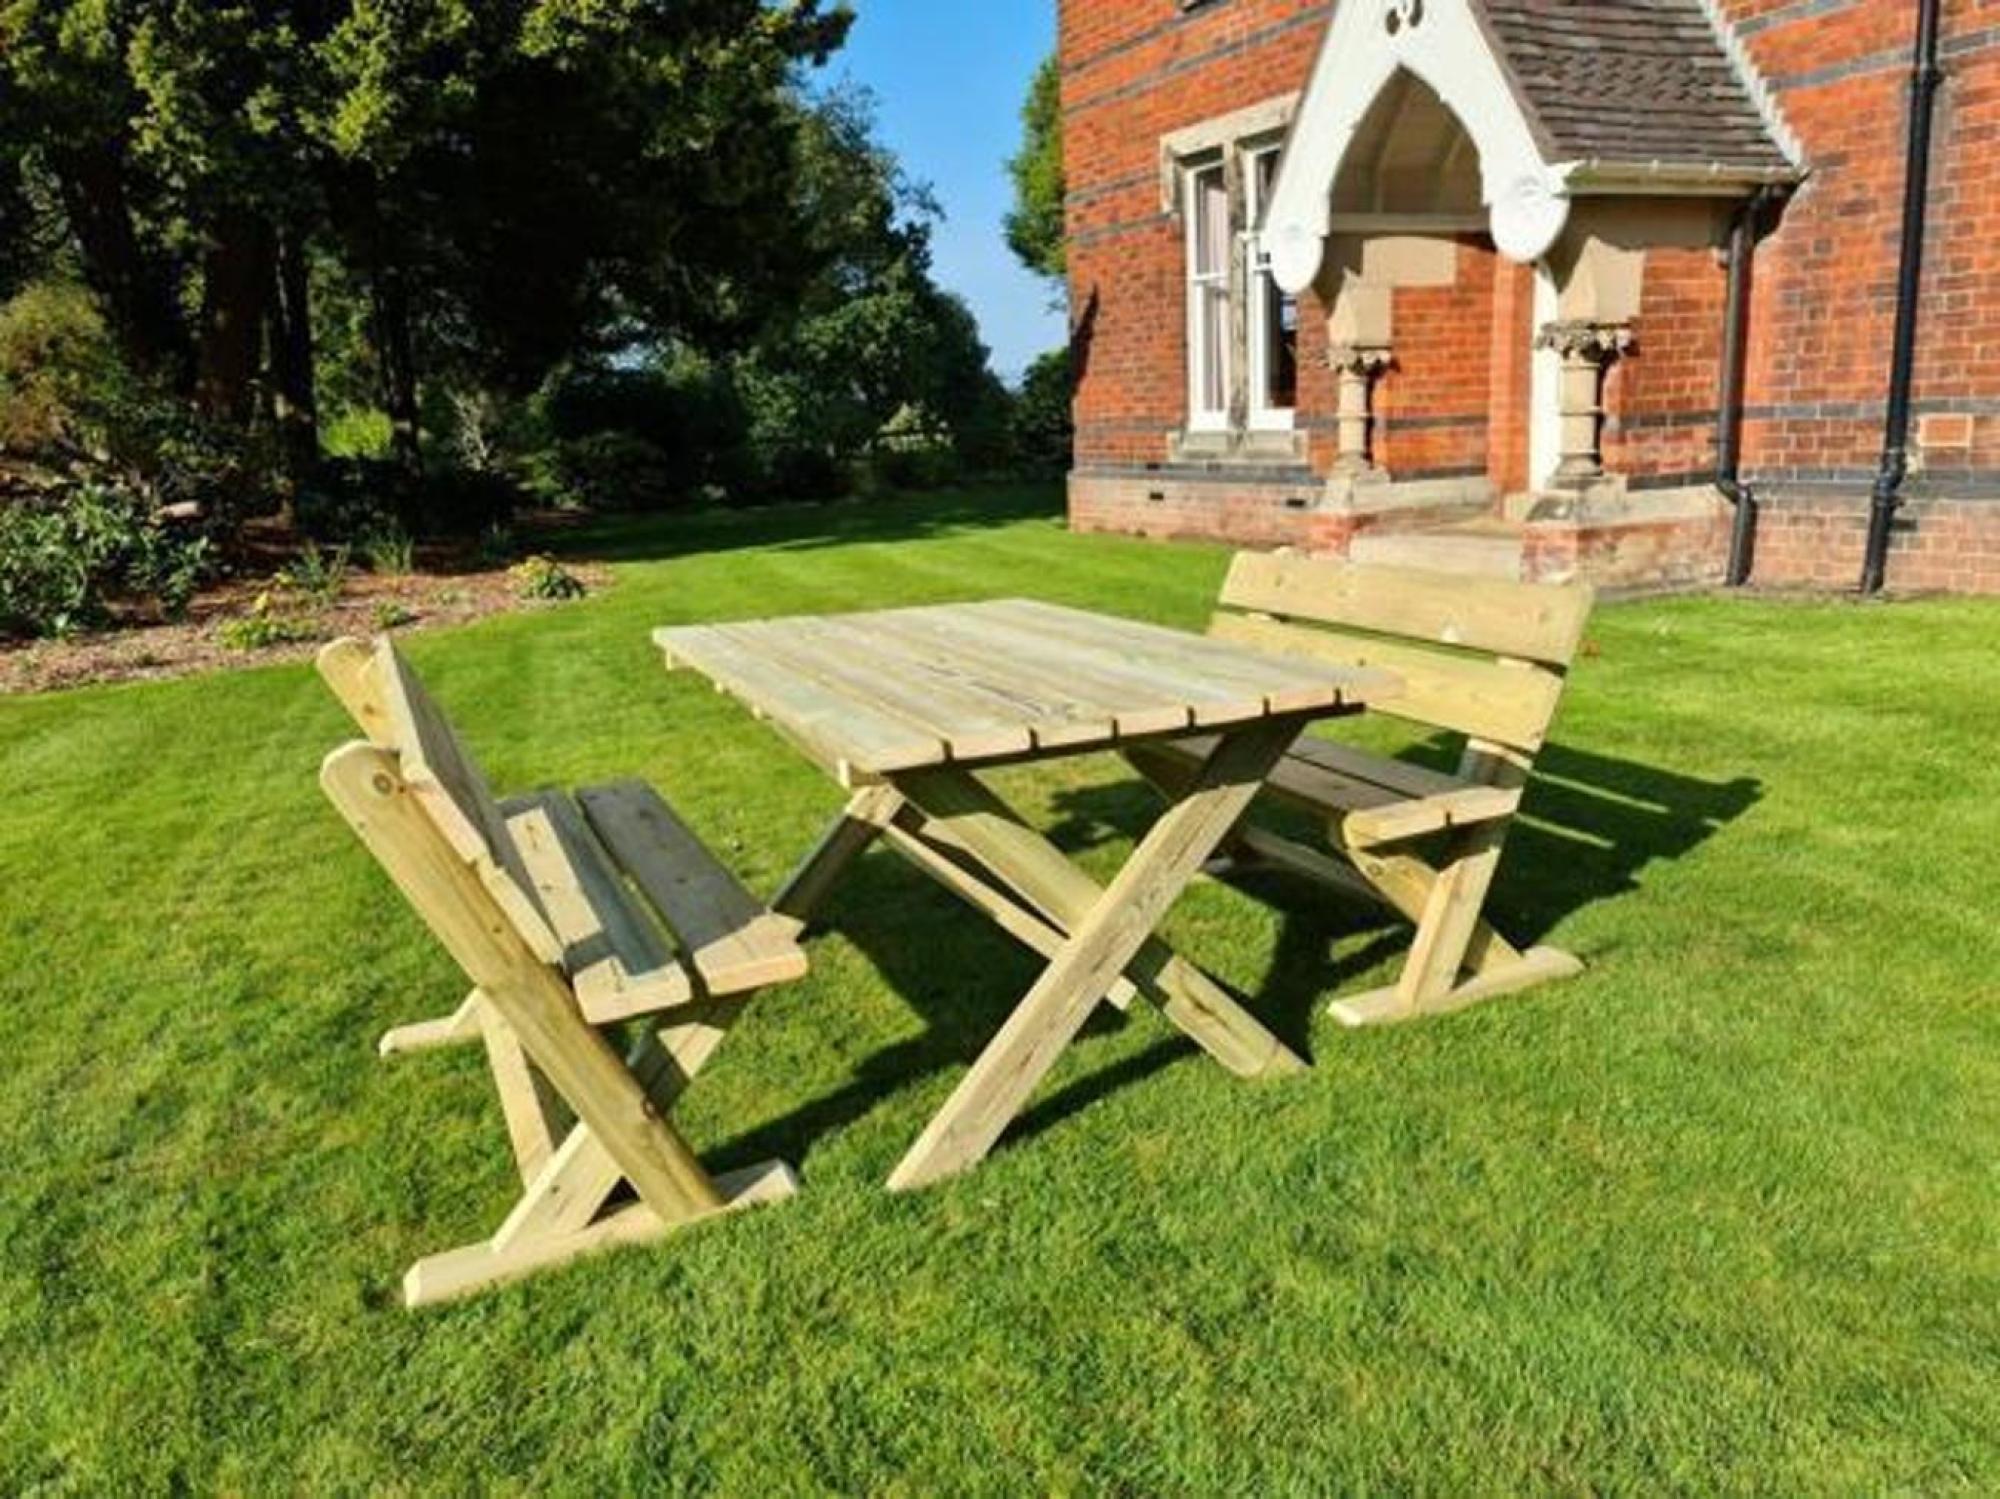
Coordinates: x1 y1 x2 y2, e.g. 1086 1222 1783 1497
655 599 1401 785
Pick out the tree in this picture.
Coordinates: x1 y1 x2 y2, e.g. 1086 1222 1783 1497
0 0 855 482
1004 54 1065 285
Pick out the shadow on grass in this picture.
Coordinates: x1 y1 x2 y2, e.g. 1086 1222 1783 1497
713 737 1760 1180
546 484 1065 567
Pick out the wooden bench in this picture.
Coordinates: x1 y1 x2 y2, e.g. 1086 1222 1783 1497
1125 552 1596 1028
316 636 808 1306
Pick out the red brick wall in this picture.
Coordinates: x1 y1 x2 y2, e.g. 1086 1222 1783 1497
1375 239 1495 480
1604 244 1728 485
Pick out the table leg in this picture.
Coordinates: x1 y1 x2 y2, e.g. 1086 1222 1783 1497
772 783 906 926
885 720 1303 1191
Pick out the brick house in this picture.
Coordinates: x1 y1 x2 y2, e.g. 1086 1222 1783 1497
1060 0 1998 593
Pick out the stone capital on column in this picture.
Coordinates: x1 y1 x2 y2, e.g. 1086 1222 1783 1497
1535 320 1633 489
1326 342 1393 478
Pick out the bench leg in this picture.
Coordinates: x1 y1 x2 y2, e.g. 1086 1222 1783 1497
404 1160 798 1309
885 721 1304 1192
378 987 485 1056
1331 826 1581 1028
476 998 570 1185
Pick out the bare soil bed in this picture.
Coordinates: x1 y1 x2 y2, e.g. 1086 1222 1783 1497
1 517 609 695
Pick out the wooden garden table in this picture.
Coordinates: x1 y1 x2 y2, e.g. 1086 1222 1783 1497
654 599 1401 1190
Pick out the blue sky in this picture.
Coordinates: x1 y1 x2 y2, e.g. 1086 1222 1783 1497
828 0 1065 382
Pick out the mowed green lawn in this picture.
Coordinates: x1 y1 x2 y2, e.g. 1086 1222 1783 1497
3 486 1996 1493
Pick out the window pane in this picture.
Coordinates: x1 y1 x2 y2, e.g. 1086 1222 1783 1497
1202 283 1230 412
1246 150 1296 418
1195 168 1228 278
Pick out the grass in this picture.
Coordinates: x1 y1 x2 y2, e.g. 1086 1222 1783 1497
2 485 1996 1493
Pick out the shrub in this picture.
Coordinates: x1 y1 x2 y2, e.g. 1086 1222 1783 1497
371 600 418 631
276 542 349 608
0 281 261 532
0 483 212 638
509 555 586 602
534 431 686 511
360 527 415 576
216 589 318 652
1011 348 1074 476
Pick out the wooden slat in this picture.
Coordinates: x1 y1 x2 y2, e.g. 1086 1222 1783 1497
988 599 1383 717
577 781 807 997
1137 736 1519 845
865 608 1189 739
1208 613 1563 750
726 616 1036 762
1220 552 1595 666
1284 736 1474 801
369 640 565 965
654 623 947 781
820 613 1118 750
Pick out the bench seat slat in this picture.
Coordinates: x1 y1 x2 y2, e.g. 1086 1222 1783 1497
1147 735 1521 847
577 781 808 1000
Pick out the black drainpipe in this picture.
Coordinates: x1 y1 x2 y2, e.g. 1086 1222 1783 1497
1717 186 1781 586
1861 0 1946 595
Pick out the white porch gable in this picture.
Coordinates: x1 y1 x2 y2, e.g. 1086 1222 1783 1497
1265 0 1570 291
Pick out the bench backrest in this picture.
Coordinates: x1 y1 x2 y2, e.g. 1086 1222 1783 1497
1208 552 1595 761
318 637 564 966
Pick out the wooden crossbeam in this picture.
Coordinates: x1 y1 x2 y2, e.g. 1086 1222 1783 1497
885 720 1305 1191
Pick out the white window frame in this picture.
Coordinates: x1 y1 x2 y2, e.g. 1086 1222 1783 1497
1183 157 1232 433
1244 143 1298 432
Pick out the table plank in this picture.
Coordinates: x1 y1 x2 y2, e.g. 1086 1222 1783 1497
914 604 1278 730
858 608 1190 741
787 615 1073 757
985 600 1383 715
654 623 947 779
714 617 1036 764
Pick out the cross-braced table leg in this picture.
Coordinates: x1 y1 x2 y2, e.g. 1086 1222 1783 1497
884 719 1307 1191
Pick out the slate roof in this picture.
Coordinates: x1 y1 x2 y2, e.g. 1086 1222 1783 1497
1477 0 1797 175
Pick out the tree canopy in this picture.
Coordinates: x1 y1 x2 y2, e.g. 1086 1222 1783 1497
1004 53 1065 284
0 1 863 468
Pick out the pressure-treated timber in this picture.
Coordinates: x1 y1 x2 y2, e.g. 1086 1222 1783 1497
314 637 807 1303
1151 553 1596 1027
886 719 1303 1191
658 599 1387 1190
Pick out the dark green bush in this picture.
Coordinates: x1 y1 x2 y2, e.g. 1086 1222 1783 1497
297 460 522 541
534 431 687 512
1011 348 1074 476
0 483 212 638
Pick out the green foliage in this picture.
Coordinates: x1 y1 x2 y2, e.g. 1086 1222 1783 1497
0 281 125 455
1012 348 1075 475
215 587 319 651
370 598 417 630
1005 54 1066 283
507 552 584 601
275 542 349 608
0 483 211 637
359 526 415 576
321 407 393 460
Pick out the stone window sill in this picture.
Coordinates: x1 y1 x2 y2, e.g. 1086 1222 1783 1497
1168 427 1309 467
